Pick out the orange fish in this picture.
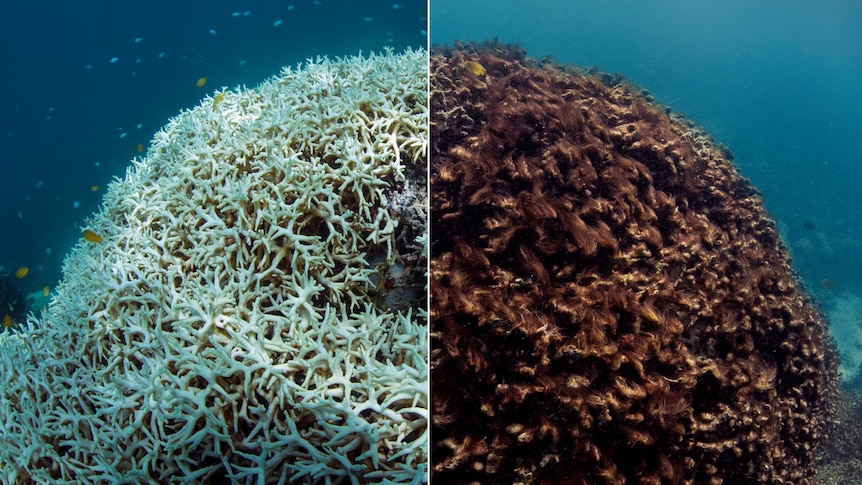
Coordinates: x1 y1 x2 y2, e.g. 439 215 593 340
212 92 225 109
15 267 28 278
82 229 104 243
43 286 50 297
196 76 207 88
136 143 144 153
2 314 12 328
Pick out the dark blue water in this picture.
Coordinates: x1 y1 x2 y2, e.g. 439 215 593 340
432 0 862 379
0 0 427 303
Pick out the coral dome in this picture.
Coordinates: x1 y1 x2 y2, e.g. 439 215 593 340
0 49 428 484
430 42 837 484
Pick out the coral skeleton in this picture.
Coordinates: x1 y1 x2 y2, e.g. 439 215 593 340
0 49 428 484
430 42 837 485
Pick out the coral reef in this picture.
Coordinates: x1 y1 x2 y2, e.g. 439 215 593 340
430 42 837 484
0 49 428 484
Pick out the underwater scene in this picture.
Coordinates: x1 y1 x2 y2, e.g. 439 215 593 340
3 0 862 483
0 0 427 317
430 0 862 483
0 0 428 483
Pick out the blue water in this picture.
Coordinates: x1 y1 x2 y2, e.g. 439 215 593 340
0 0 427 303
433 0 862 377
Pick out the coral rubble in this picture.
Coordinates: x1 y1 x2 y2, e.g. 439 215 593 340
430 42 837 484
817 389 862 483
0 49 428 484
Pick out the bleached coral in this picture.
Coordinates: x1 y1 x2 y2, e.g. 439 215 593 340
0 48 428 484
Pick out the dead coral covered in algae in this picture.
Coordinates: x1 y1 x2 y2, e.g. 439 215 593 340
430 42 838 484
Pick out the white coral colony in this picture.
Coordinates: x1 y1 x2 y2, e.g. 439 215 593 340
0 49 428 484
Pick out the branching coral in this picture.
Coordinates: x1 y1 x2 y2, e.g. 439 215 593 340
0 48 428 484
430 42 837 484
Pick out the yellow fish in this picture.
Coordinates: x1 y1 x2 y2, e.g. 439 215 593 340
82 229 104 243
212 92 226 109
196 76 208 88
2 314 12 328
464 61 486 77
43 286 50 297
15 267 28 278
136 143 144 153
91 185 99 192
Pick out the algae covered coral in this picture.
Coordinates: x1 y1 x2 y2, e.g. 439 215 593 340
430 43 837 484
0 48 428 483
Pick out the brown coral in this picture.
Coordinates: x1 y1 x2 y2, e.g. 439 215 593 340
430 42 838 484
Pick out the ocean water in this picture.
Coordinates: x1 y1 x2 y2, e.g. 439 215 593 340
432 0 862 380
0 0 427 310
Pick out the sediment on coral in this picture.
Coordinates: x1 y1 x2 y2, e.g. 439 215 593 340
0 48 428 484
430 41 838 485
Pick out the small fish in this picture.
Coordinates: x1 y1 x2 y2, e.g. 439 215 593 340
91 185 99 192
15 267 28 278
464 61 486 77
212 92 226 109
196 76 208 88
137 143 144 153
273 19 283 27
82 229 104 243
2 314 12 328
42 286 50 297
